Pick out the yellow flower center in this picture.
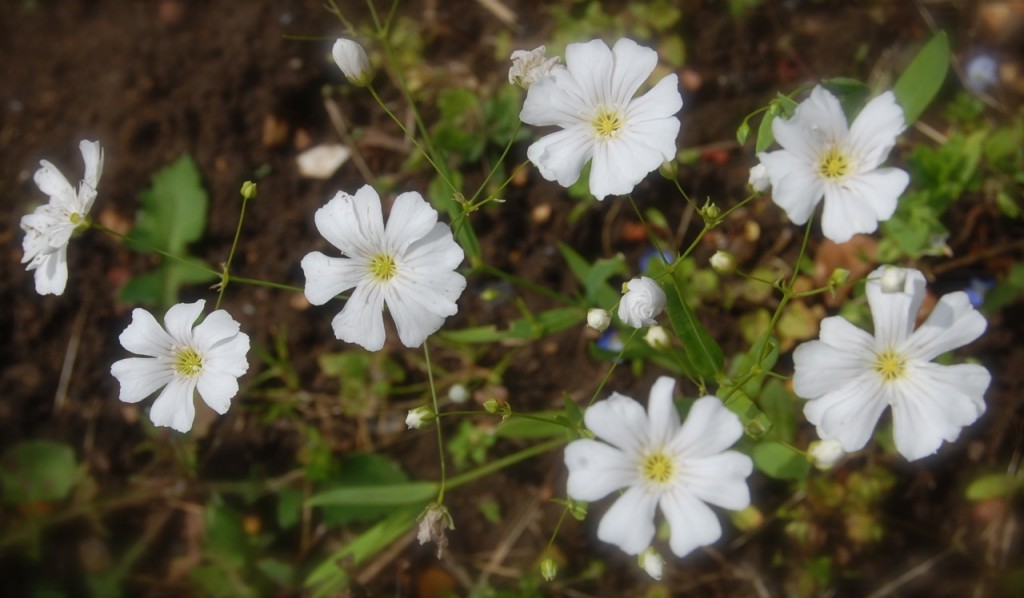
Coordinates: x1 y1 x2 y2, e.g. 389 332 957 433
369 254 397 281
818 146 850 180
174 347 204 377
642 451 676 484
874 349 906 382
592 108 624 139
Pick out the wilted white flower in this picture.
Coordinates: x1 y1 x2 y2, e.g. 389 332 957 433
417 503 454 559
520 38 683 200
808 439 845 470
748 163 770 192
638 547 665 580
618 276 666 328
758 86 909 243
301 185 466 351
564 377 753 557
587 307 611 332
332 38 372 86
21 140 103 295
508 45 561 89
110 300 250 433
794 266 991 461
644 325 670 349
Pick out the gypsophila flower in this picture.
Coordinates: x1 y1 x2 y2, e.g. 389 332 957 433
332 38 372 86
638 547 665 580
520 38 683 200
508 45 561 89
406 405 434 430
587 307 611 332
758 86 909 243
301 185 466 351
21 140 103 295
110 300 250 433
793 266 991 461
645 325 670 349
748 163 770 193
808 439 845 470
618 276 666 328
417 503 454 559
564 377 753 557
709 250 737 274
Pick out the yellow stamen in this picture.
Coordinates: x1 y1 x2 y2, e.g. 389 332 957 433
874 349 906 381
592 108 624 139
642 452 676 484
818 146 850 180
174 347 204 377
370 254 397 281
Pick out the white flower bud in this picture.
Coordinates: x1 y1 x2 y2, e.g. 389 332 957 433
587 308 611 332
879 266 908 294
447 383 469 404
638 547 664 581
332 38 372 86
405 405 435 430
748 163 770 192
644 325 670 349
808 439 844 470
540 557 558 581
709 250 737 274
618 277 666 328
508 46 561 89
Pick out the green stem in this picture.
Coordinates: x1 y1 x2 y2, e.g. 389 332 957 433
446 437 566 490
92 222 220 277
478 264 574 304
424 343 447 503
228 275 304 294
468 120 522 205
588 328 641 406
215 195 251 310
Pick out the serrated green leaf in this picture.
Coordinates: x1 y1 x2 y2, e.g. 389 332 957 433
893 32 949 125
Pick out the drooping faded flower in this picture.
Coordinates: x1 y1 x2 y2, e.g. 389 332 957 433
793 266 991 461
508 45 561 89
618 276 666 328
758 86 909 243
21 140 103 295
564 377 753 558
110 300 250 433
301 185 466 351
520 38 683 201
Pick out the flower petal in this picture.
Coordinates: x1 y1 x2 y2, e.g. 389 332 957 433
626 74 683 122
681 451 753 510
646 377 680 448
848 91 904 170
519 67 588 128
384 191 438 255
119 307 175 357
565 39 616 106
820 168 909 242
78 140 103 212
671 396 743 458
197 371 239 415
660 489 722 558
584 392 649 455
191 310 241 354
596 486 659 555
204 333 251 378
890 362 989 461
758 149 823 225
163 300 205 346
526 126 594 189
314 186 385 258
331 281 387 350
383 276 460 347
148 376 198 433
589 117 678 200
793 320 875 399
608 38 659 106
866 266 927 349
401 223 465 274
301 252 367 306
903 291 987 361
803 372 888 452
110 357 174 403
564 439 638 502
33 160 76 206
32 246 69 296
794 86 850 146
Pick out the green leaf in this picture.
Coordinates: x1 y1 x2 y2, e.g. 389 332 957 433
893 32 950 125
439 306 585 343
1 440 78 504
752 441 810 480
308 482 438 508
495 412 567 439
661 278 723 387
966 473 1024 501
723 392 772 439
759 379 797 443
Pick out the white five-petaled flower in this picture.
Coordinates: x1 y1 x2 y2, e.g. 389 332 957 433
508 45 561 89
618 276 666 328
21 140 103 295
758 86 910 243
301 185 466 351
332 38 372 86
519 38 683 201
793 266 991 461
110 300 250 433
564 377 753 558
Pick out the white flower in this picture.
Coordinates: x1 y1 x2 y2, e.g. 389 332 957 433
301 185 466 351
638 547 665 580
587 307 611 332
508 45 561 89
965 54 999 94
110 300 250 433
758 86 910 243
520 38 683 201
21 140 103 295
644 325 670 349
564 377 753 557
748 163 770 192
618 276 666 328
808 439 844 470
793 266 991 461
332 38 372 86
406 405 434 430
709 250 737 274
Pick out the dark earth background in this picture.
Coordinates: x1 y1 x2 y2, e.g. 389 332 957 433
1 0 1023 596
